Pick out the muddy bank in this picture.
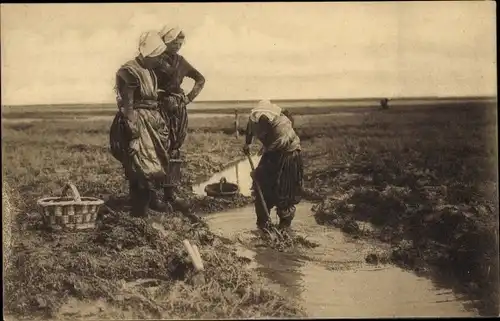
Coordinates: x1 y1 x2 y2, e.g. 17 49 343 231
302 104 499 316
4 167 302 320
3 119 302 319
311 184 498 316
5 205 304 319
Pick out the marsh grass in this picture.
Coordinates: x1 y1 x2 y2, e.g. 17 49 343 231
2 118 302 319
5 208 305 319
303 102 499 316
3 101 498 317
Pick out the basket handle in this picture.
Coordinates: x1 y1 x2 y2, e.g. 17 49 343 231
219 177 227 191
61 183 82 202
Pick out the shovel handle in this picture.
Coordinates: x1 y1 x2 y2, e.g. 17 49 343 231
246 153 256 171
246 154 271 222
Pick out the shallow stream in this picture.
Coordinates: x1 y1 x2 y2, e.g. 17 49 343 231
195 157 477 317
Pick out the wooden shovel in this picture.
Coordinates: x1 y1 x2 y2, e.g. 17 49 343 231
246 153 282 240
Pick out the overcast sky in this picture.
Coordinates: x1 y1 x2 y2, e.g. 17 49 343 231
1 2 496 105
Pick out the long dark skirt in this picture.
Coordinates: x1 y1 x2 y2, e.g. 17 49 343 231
159 94 189 156
252 150 303 210
109 109 170 189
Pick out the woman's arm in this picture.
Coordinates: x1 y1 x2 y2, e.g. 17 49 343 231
183 58 205 102
243 120 253 155
116 68 139 123
245 120 253 145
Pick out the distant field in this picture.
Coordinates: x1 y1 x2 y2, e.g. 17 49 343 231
1 96 496 119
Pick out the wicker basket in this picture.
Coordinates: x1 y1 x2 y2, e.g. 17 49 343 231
164 158 184 187
37 183 104 231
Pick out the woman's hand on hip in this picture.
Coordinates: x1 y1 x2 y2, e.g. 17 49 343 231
182 93 191 105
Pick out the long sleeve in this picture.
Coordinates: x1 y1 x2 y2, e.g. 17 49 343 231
116 68 139 115
183 58 205 102
245 120 253 145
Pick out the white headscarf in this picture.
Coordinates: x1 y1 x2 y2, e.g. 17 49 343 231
158 26 183 44
138 31 166 57
250 99 282 123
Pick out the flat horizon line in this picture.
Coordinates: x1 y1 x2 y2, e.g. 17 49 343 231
1 95 497 108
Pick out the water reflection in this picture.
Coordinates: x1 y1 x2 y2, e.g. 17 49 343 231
253 247 306 298
199 155 477 317
192 155 260 197
204 203 476 318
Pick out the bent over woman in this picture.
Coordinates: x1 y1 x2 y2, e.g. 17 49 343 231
109 31 171 218
243 100 304 231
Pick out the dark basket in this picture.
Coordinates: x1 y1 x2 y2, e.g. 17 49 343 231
204 177 240 197
165 158 184 187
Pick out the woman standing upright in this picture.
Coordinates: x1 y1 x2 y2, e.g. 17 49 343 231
155 26 206 205
109 31 171 218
